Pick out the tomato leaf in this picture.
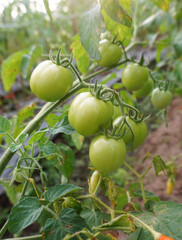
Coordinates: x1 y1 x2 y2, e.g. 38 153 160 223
79 3 102 60
131 201 182 240
50 115 75 135
71 35 90 74
8 197 44 234
44 208 89 240
39 141 56 155
81 208 110 228
134 190 160 202
1 49 28 92
49 143 75 179
0 115 10 133
102 9 133 46
149 0 171 12
71 132 84 150
100 0 132 27
152 155 166 176
21 45 42 79
44 184 83 203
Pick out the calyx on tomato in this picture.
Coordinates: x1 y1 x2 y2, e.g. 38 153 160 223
68 92 114 136
96 39 122 68
30 60 74 102
89 135 126 175
122 63 149 91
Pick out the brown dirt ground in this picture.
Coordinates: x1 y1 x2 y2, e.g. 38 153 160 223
136 97 182 203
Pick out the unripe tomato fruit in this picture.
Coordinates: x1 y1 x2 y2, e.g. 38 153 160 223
122 63 149 91
89 170 101 194
151 88 172 109
96 39 122 68
68 92 114 136
133 78 154 98
112 105 122 120
166 178 174 195
113 116 147 150
13 167 29 183
89 135 126 175
30 60 74 102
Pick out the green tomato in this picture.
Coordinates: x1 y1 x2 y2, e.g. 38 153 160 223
122 63 149 91
68 92 114 136
133 78 154 98
113 116 147 150
89 170 101 195
112 105 122 120
151 88 172 109
30 60 74 102
13 167 29 183
96 39 122 68
89 135 126 175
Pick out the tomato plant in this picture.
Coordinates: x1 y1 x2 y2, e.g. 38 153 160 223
151 88 172 109
68 92 114 136
89 170 101 194
112 105 122 120
13 167 29 183
30 60 74 102
96 39 122 67
122 63 149 91
133 77 154 98
89 135 126 175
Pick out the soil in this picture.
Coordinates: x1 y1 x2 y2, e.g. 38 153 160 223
136 97 182 203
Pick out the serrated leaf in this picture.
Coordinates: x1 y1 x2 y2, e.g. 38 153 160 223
44 184 83 203
8 197 44 234
18 133 29 143
132 201 182 240
44 208 89 240
79 3 102 60
71 35 90 74
102 9 133 46
152 155 166 176
10 143 22 152
39 141 56 155
45 113 59 128
150 0 171 11
0 115 10 133
100 0 132 27
50 115 75 135
1 49 28 92
49 143 75 179
81 208 110 228
71 132 84 150
28 130 47 145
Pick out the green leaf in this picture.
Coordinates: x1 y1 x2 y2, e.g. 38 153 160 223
1 49 28 92
28 130 48 145
71 132 84 150
102 9 133 46
50 116 75 135
0 180 23 205
45 113 60 128
44 184 83 203
173 32 182 57
0 115 10 133
21 45 42 79
152 155 166 176
71 35 90 74
39 141 56 155
8 197 44 234
100 0 132 27
79 3 102 60
49 143 75 179
134 190 160 202
132 201 182 240
149 0 171 11
18 133 29 143
81 208 109 229
44 208 89 240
